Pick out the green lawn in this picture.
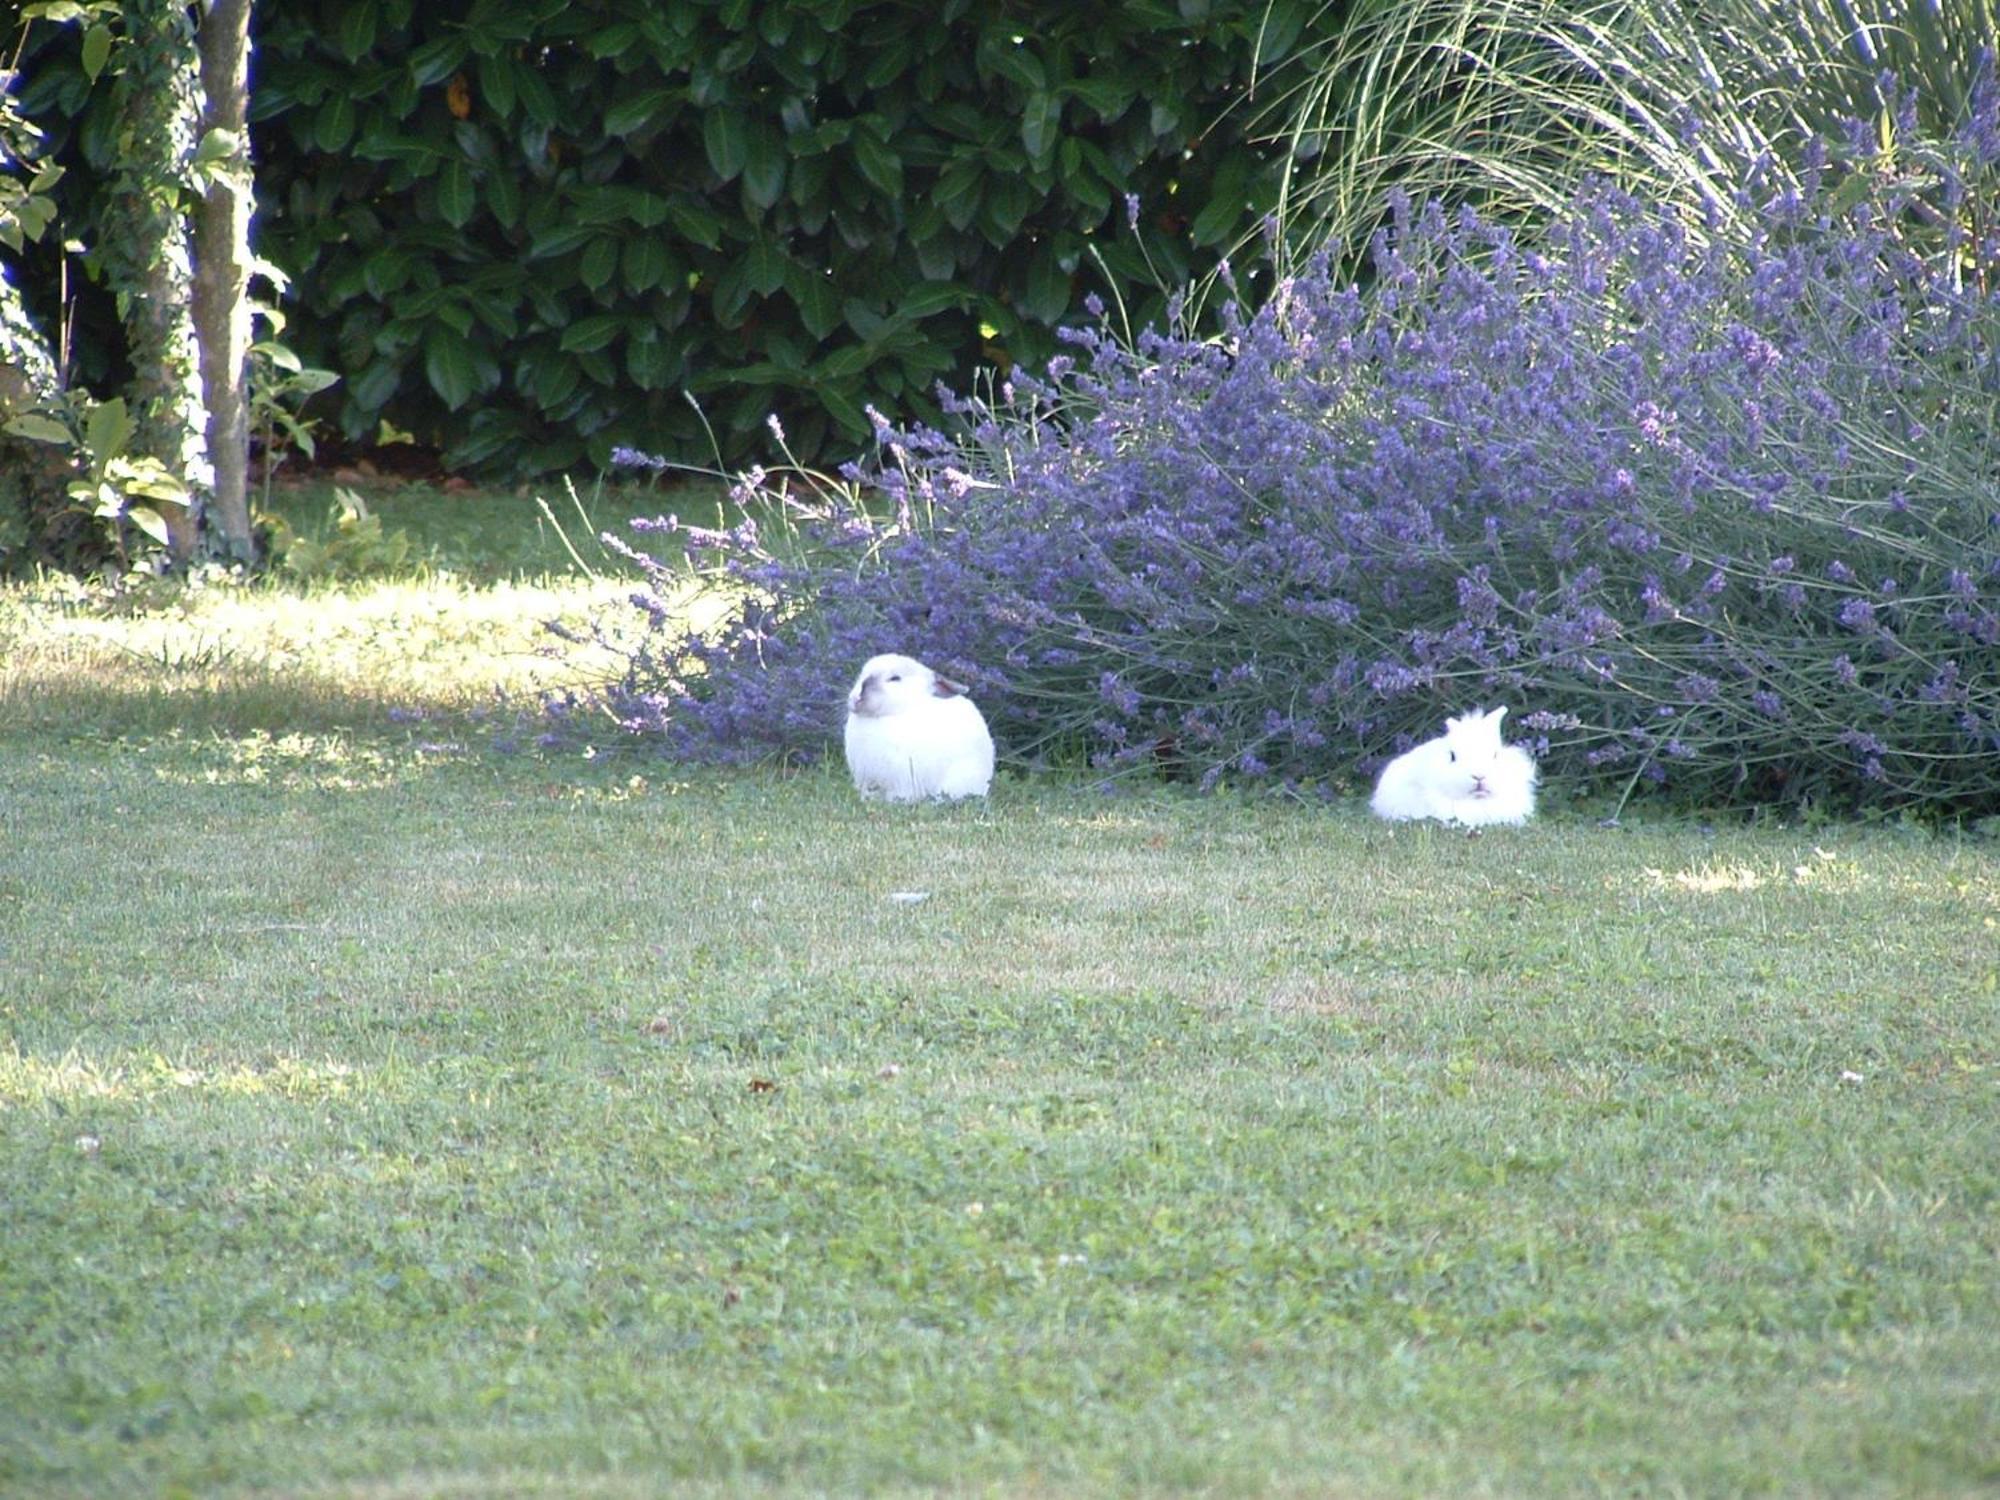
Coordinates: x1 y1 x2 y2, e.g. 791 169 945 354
1 489 1995 1498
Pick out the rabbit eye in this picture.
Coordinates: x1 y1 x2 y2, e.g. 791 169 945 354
1448 750 1457 762
888 674 902 682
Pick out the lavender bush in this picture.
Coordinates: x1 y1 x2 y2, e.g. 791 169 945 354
574 78 2000 816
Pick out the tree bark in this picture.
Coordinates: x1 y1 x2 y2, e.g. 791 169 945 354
107 0 211 563
193 0 255 563
0 261 75 568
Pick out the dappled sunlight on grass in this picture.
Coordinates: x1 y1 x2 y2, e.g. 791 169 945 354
0 1043 361 1107
1636 845 1995 901
0 567 729 739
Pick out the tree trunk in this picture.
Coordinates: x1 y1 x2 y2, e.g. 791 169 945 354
193 0 255 563
107 0 211 563
0 262 75 568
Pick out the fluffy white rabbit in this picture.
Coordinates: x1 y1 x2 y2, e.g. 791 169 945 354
843 653 996 801
1370 705 1537 826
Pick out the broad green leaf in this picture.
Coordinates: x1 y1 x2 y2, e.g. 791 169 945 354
425 325 483 409
979 174 1034 245
1020 92 1060 167
1020 251 1072 322
933 159 982 231
409 36 468 87
251 339 304 373
315 95 356 153
785 263 841 339
1063 79 1134 122
579 236 620 292
126 506 171 547
709 262 750 325
514 63 558 126
585 22 641 59
982 40 1045 92
84 398 131 464
850 126 903 198
559 313 623 353
817 342 877 380
485 163 521 227
79 24 112 83
665 198 723 249
741 121 787 209
4 413 73 445
350 358 403 412
477 53 516 118
1191 162 1251 247
604 88 673 138
337 1 378 63
533 354 582 411
1251 0 1307 63
816 380 870 436
621 237 674 295
703 108 748 181
743 235 789 296
528 223 595 259
900 280 969 319
626 332 680 390
437 159 475 227
913 231 955 280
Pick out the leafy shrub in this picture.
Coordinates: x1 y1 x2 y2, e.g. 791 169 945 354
574 72 2000 817
225 0 1318 476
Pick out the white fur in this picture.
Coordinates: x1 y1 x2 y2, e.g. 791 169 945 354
843 653 995 802
1370 705 1537 826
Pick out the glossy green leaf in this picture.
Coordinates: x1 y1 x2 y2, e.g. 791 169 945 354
84 398 132 464
559 314 624 354
626 332 680 390
741 121 788 209
4 413 74 445
425 325 485 409
786 263 842 339
743 235 790 296
665 199 723 249
579 236 620 292
126 506 171 546
485 164 521 228
899 280 969 319
315 95 356 153
79 24 112 83
476 53 516 119
437 159 475 227
338 2 378 64
408 36 468 87
1020 251 1072 322
604 89 674 138
1020 92 1060 167
533 356 582 412
621 237 674 295
703 108 748 181
850 126 903 197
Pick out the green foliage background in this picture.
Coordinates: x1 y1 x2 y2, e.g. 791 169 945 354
219 0 1311 473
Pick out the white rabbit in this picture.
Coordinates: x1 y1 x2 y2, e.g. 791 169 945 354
1370 705 1537 826
843 653 996 802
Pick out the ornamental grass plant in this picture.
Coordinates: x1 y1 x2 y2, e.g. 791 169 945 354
581 72 2000 817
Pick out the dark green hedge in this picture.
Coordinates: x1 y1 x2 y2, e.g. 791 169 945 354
242 0 1318 472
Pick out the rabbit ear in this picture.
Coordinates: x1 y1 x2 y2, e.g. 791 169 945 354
1488 705 1508 729
932 675 967 698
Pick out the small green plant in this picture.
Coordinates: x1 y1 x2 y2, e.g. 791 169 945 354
263 486 412 579
3 393 192 569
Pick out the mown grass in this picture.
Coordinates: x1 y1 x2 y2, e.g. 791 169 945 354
0 487 1995 1499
